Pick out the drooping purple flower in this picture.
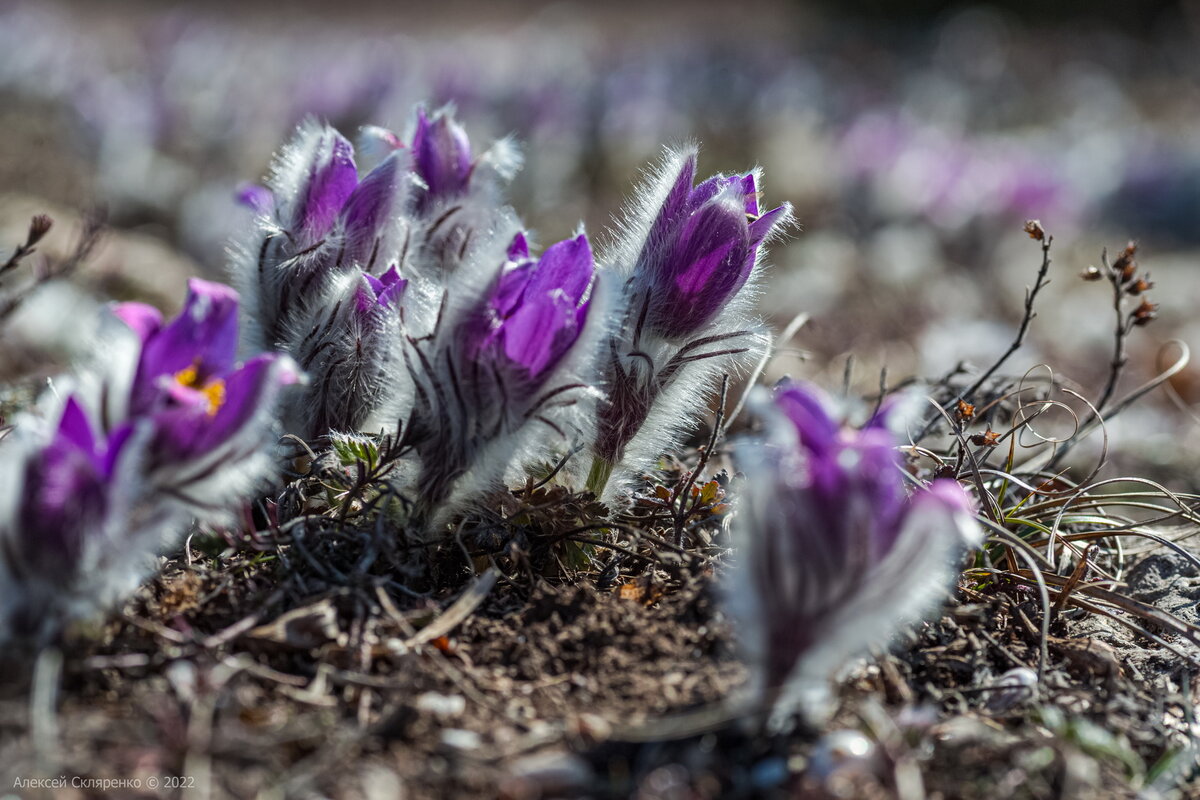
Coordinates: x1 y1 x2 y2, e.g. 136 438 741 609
412 107 473 210
728 381 980 725
637 156 787 340
115 278 299 464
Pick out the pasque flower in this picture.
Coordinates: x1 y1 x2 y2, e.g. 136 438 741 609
588 149 790 499
0 280 297 643
113 279 299 499
727 381 981 726
635 165 787 340
412 107 473 212
288 265 408 438
12 397 130 578
232 120 415 357
406 231 600 528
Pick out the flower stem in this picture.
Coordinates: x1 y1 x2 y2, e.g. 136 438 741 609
586 457 614 498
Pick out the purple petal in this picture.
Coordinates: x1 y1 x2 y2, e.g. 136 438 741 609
113 302 164 344
748 203 787 248
340 153 401 269
645 153 698 247
412 108 472 206
56 396 98 461
293 129 358 247
507 232 530 262
379 264 404 288
492 263 536 318
376 276 407 309
132 279 239 414
524 234 593 305
502 291 578 378
362 271 386 297
739 174 759 216
774 382 840 460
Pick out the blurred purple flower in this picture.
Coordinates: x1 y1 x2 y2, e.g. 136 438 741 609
114 279 299 486
729 381 980 725
15 398 130 576
115 279 297 461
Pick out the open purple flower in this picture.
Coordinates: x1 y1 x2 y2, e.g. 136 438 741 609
636 157 787 340
412 107 473 211
728 381 980 725
114 278 298 493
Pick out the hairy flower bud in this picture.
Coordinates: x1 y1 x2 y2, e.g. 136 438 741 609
406 231 600 529
412 107 473 212
637 161 786 340
587 149 790 499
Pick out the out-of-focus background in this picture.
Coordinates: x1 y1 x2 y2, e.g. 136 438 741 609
3 0 1200 480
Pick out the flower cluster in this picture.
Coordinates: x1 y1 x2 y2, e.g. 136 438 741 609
0 280 296 643
725 381 980 726
230 108 520 441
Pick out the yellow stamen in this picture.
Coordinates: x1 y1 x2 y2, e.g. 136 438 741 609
174 363 200 388
201 379 226 417
174 362 226 416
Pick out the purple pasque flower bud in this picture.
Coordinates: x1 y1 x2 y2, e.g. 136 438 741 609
114 278 299 502
288 127 358 250
287 265 407 438
728 381 980 726
459 233 592 383
406 231 598 527
412 106 473 212
635 156 787 341
354 264 407 316
233 120 414 354
587 149 790 500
